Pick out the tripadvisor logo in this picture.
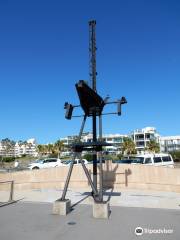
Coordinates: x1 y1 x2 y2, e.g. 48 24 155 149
135 227 143 236
135 226 173 236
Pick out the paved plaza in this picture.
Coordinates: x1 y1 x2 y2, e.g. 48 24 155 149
0 201 180 240
0 188 180 239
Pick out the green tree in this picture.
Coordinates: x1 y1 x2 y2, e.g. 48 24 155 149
37 144 46 156
1 138 15 156
145 140 160 153
169 151 180 162
1 138 15 166
83 154 93 162
54 140 64 158
47 144 54 155
122 137 137 155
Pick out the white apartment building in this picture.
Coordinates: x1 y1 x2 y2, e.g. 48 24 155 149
83 132 127 153
14 138 38 157
0 142 5 156
0 138 38 157
131 127 160 153
130 127 180 153
160 136 180 152
61 132 127 154
61 128 180 155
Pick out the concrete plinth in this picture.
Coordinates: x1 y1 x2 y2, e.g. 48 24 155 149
93 201 110 219
53 199 71 215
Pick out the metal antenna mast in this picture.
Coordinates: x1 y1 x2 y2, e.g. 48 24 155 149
89 20 98 190
89 20 97 91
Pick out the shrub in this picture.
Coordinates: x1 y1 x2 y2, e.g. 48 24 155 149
117 153 123 159
169 151 180 162
1 157 15 162
48 153 58 158
83 154 93 162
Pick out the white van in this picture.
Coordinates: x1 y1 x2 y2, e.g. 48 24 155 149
131 153 174 168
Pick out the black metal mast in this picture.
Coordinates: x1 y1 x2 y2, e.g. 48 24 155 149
89 20 97 91
89 20 97 190
61 20 127 204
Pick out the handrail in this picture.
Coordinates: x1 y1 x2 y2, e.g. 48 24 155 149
0 180 14 203
0 180 14 184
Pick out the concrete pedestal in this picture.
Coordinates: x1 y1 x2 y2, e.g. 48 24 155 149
53 199 71 215
93 201 110 219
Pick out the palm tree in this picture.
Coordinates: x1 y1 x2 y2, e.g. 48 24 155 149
1 138 14 157
54 140 64 158
145 140 160 153
122 137 137 156
0 138 15 167
47 144 54 155
37 144 45 156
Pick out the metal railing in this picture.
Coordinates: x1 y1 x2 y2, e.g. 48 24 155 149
0 180 15 206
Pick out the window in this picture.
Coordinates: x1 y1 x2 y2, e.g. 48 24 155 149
153 157 162 163
48 159 57 162
43 160 49 163
107 138 112 141
35 160 44 163
136 141 144 146
113 138 122 143
144 158 152 164
131 157 144 164
135 134 144 140
145 134 150 139
162 156 171 162
149 134 155 140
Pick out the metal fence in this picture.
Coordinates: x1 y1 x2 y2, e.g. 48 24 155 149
0 180 15 207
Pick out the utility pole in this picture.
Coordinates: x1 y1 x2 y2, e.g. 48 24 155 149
89 20 97 190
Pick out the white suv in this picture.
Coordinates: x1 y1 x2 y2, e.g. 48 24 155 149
28 158 64 170
131 153 174 168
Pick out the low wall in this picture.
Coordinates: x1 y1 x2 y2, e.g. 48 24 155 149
0 163 180 192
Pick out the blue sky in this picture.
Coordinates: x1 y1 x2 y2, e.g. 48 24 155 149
0 0 180 143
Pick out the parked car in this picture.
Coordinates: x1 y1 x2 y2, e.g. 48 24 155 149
131 153 174 167
28 158 64 170
88 159 106 164
112 159 133 164
63 159 88 166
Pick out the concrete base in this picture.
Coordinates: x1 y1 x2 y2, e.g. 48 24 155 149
93 201 110 219
53 199 71 215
